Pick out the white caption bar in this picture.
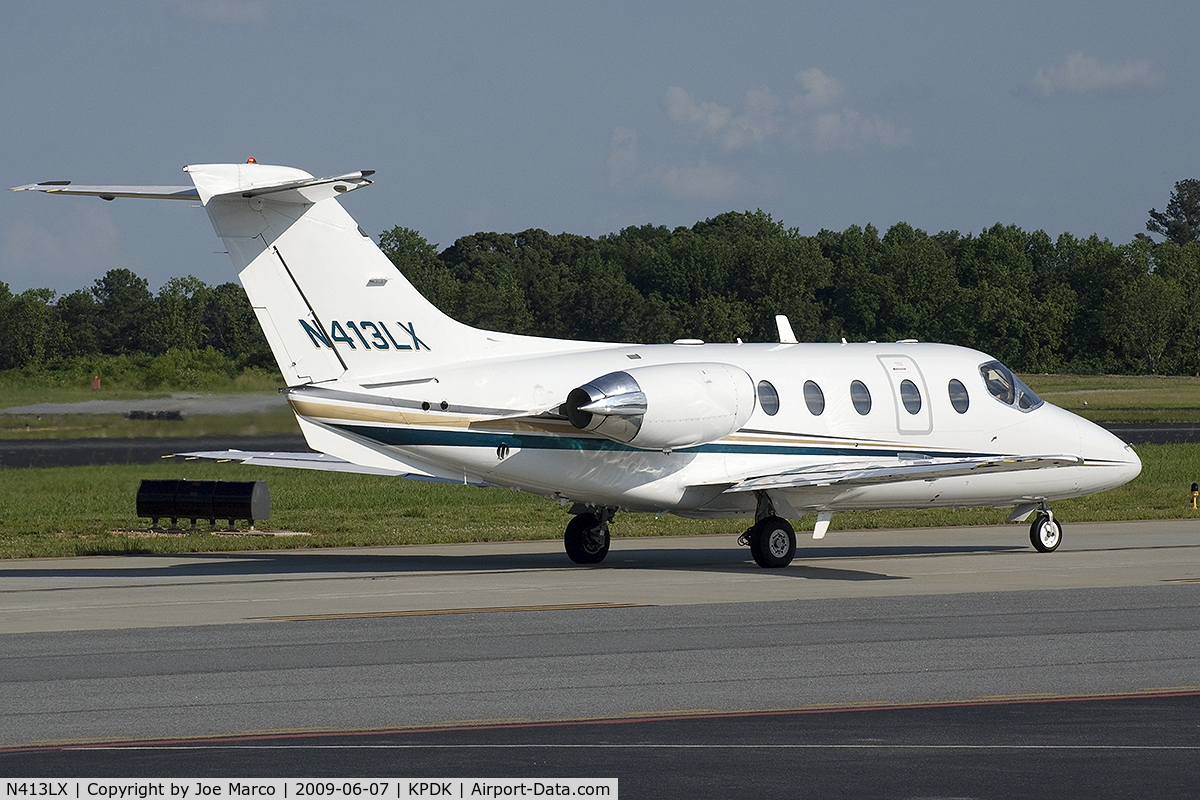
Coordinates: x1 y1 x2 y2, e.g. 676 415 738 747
3 780 617 800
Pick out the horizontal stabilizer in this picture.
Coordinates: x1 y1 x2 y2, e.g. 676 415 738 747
226 170 375 204
724 454 1084 493
174 449 493 486
11 182 200 200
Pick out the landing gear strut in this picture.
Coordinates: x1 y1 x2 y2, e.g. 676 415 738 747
564 509 613 564
1029 507 1062 552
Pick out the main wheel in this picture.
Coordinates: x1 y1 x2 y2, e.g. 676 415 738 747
750 516 796 568
564 512 610 564
1029 513 1062 552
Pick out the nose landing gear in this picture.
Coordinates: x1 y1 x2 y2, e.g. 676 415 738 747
1029 507 1062 552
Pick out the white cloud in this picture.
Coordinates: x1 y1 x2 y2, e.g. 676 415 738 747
665 86 779 151
664 69 907 155
655 160 743 201
812 109 910 150
176 0 268 25
635 68 908 202
1028 53 1163 98
791 68 844 111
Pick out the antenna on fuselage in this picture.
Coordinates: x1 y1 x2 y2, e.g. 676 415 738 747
775 315 798 344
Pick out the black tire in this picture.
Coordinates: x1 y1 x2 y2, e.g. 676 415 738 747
565 512 610 564
746 526 764 564
1029 513 1062 552
750 516 796 568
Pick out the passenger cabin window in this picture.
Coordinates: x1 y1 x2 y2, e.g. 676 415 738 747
948 379 969 414
757 380 780 416
850 380 871 415
899 379 922 415
979 360 1044 412
803 380 825 416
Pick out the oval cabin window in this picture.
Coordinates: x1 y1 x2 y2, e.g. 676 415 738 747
900 379 922 415
948 379 969 414
850 380 871 415
803 380 825 416
757 380 780 416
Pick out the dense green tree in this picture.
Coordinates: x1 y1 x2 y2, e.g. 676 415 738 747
942 224 1073 372
55 289 101 357
816 224 890 339
1052 234 1141 372
0 287 65 370
203 282 272 368
689 211 832 343
1147 240 1200 374
91 268 152 354
145 275 211 354
438 232 535 334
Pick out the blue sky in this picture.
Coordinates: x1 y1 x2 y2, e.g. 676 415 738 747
3 1 1197 296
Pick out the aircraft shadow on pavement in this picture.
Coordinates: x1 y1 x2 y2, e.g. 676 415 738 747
3 542 1019 583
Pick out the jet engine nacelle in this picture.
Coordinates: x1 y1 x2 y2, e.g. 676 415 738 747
564 362 756 450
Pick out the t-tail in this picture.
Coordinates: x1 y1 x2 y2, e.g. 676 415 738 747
188 162 503 386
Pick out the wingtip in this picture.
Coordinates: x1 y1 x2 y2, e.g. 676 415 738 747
11 180 71 192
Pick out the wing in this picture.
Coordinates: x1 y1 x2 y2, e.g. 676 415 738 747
173 449 493 486
722 454 1083 493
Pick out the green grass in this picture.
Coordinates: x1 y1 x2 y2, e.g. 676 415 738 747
1 443 1194 559
1023 374 1200 422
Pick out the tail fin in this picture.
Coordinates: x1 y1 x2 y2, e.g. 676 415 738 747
186 163 494 386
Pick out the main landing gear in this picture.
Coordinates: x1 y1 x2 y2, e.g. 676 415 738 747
1029 507 1062 552
736 492 798 568
738 516 797 568
564 508 613 564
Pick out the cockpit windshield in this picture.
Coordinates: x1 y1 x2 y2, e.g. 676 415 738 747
979 360 1044 412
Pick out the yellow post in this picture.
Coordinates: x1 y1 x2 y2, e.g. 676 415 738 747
1193 483 1198 509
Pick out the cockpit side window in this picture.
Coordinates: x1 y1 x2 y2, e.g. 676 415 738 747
1014 374 1044 410
979 360 1043 412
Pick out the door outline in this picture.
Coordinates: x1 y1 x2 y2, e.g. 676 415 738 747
877 354 933 435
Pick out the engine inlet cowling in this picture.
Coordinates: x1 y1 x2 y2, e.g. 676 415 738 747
564 362 755 450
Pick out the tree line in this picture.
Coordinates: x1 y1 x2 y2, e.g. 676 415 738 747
4 180 1199 379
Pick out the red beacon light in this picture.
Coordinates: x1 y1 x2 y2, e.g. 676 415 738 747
246 158 257 164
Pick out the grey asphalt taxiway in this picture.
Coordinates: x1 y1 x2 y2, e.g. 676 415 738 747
2 520 1198 797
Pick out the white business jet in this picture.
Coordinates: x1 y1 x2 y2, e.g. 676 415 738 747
14 162 1142 567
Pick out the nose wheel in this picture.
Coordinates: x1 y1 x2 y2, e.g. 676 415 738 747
1029 510 1062 552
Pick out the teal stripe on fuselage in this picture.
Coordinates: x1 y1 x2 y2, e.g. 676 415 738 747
329 422 989 460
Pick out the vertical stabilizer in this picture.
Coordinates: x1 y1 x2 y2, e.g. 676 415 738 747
185 163 489 386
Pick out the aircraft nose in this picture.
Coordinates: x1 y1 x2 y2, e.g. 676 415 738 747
1083 416 1142 488
1112 437 1142 483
